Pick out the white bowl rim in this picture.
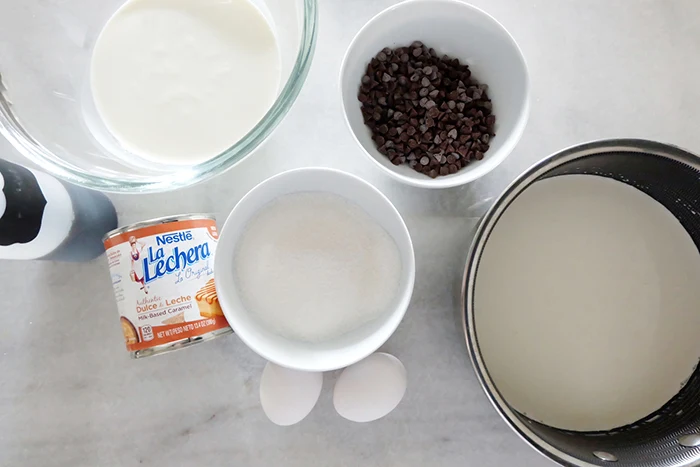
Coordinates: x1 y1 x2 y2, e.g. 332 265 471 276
215 166 416 372
339 0 530 189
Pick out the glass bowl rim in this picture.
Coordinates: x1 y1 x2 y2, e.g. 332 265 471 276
0 0 319 193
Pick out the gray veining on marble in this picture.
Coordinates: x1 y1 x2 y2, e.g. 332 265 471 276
2 1 700 466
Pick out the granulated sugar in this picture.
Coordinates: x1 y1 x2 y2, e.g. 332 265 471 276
233 192 402 342
475 175 700 431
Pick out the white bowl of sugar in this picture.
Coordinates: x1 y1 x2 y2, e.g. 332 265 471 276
215 168 415 372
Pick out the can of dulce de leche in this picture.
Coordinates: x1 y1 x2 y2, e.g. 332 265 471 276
103 214 232 358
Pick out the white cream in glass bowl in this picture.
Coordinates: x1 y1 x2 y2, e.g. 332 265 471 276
0 0 317 193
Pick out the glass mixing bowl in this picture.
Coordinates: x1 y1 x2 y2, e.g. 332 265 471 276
0 0 317 193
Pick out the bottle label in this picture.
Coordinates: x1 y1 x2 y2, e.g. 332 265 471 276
0 160 47 246
0 160 73 259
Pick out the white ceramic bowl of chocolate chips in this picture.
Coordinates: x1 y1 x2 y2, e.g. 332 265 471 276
340 0 530 189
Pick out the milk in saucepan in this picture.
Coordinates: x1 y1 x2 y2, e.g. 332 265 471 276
475 175 700 432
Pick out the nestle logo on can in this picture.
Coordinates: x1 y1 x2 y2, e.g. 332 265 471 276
156 231 193 245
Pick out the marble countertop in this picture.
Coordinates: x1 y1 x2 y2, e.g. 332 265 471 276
3 0 700 465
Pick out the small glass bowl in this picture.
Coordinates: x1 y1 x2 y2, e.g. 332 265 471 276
0 0 317 193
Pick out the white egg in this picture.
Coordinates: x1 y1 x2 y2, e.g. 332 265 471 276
259 362 323 426
333 353 407 423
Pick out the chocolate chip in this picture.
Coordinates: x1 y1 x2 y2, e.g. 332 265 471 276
357 43 496 178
